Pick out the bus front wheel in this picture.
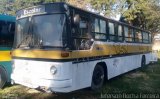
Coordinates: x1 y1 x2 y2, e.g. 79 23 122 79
91 64 104 91
0 67 7 89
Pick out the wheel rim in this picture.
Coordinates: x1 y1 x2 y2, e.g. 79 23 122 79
93 67 104 85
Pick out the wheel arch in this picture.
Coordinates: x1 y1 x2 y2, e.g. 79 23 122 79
141 54 146 67
96 62 108 80
142 54 146 59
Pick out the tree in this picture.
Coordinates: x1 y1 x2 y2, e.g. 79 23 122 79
1 0 89 15
66 0 90 9
90 0 160 35
90 0 126 17
123 0 160 35
0 0 15 15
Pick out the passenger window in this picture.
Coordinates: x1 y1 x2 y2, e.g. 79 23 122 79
124 26 129 41
94 18 99 32
109 22 114 35
149 33 152 43
93 19 106 40
100 20 106 33
135 31 142 43
117 25 123 41
142 32 149 43
0 21 14 46
72 15 93 50
128 28 134 42
109 22 116 41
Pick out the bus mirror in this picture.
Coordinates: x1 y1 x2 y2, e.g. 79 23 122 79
73 14 80 26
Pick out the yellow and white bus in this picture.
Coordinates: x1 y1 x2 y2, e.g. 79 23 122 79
11 2 157 93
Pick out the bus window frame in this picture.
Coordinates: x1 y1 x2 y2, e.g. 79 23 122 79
134 29 143 43
71 10 94 50
116 24 124 42
124 26 134 43
92 18 107 41
142 31 149 43
108 21 117 41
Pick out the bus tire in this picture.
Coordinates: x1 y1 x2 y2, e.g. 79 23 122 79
91 64 104 91
141 55 146 67
0 67 7 89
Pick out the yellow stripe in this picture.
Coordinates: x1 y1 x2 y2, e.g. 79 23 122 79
12 50 68 59
0 51 11 61
12 44 152 59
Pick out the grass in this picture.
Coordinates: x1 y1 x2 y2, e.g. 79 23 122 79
0 60 160 99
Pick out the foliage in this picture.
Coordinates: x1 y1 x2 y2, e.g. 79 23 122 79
66 0 90 9
90 0 126 17
89 0 160 34
123 0 160 34
0 0 15 15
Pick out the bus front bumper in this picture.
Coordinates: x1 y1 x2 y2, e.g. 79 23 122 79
11 74 73 93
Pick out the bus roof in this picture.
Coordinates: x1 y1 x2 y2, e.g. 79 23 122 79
0 14 16 22
16 2 150 32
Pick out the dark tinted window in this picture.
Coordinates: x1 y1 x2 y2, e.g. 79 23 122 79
0 20 15 46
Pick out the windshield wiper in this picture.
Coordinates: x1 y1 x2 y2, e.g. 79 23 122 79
16 35 31 48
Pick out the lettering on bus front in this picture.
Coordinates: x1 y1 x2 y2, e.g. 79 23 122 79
17 6 45 18
24 8 42 15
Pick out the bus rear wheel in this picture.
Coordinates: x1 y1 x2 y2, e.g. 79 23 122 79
141 55 146 67
91 64 104 91
0 67 7 89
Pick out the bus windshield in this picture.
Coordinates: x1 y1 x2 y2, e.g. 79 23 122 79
14 14 66 49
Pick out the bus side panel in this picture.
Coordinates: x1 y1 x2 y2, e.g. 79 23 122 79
70 53 153 91
71 61 97 90
106 53 152 79
106 55 141 79
0 48 12 82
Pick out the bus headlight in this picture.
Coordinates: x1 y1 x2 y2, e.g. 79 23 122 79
50 66 57 75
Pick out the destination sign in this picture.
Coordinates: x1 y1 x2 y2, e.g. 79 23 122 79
16 5 45 18
16 3 67 19
24 7 43 15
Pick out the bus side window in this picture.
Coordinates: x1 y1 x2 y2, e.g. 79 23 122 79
135 30 142 43
124 26 129 42
118 25 123 41
149 33 152 43
124 26 133 42
72 15 92 50
138 31 142 43
0 21 8 34
128 28 134 42
0 21 14 46
93 18 106 40
142 32 149 43
109 22 116 41
94 18 99 33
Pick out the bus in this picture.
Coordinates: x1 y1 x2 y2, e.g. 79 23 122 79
11 2 157 93
0 14 15 88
